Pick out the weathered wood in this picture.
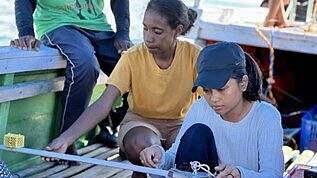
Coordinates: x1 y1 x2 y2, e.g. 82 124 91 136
77 143 104 155
14 145 131 178
0 46 66 75
29 147 111 178
110 169 133 178
0 74 108 103
0 77 65 103
195 6 317 55
71 154 126 178
28 164 69 178
0 74 14 157
50 148 119 178
14 144 104 177
14 162 56 178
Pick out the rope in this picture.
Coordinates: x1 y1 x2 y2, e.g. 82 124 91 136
190 161 216 177
255 25 278 106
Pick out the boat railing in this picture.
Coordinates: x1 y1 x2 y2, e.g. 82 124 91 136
0 45 108 171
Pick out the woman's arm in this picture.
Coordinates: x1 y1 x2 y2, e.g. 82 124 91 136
237 111 284 178
45 85 121 153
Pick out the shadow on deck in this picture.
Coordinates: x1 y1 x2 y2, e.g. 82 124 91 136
13 143 132 178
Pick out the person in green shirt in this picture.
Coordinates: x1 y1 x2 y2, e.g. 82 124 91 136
10 0 132 165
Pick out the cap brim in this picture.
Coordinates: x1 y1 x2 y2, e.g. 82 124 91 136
192 69 233 92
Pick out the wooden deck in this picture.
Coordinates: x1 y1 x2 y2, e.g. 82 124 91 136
12 143 133 178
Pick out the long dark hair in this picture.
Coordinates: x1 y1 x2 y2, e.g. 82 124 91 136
232 53 263 101
145 0 197 35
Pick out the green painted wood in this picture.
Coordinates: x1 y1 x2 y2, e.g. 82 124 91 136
1 70 63 172
0 46 109 172
0 77 64 103
0 74 14 156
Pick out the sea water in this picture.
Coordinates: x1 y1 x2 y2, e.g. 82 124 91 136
0 0 17 46
0 0 195 46
0 0 263 46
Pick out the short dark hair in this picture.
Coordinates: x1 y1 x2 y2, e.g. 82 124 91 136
145 0 197 35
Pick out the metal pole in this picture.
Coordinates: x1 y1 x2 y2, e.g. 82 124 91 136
0 145 170 177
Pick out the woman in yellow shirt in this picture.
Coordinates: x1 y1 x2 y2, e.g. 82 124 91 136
44 0 201 177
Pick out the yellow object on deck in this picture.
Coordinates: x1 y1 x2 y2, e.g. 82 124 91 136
3 133 25 148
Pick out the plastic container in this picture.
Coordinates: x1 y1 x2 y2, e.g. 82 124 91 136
300 105 317 152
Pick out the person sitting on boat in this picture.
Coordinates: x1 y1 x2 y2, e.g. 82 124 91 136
263 0 290 27
43 0 201 177
140 42 284 178
262 0 315 23
10 0 132 163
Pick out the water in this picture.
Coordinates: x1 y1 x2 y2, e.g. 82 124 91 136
203 0 263 8
0 0 150 46
0 0 18 46
0 0 263 46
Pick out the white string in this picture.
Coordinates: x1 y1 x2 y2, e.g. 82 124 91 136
190 161 216 177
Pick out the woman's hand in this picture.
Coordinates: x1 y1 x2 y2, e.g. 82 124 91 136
139 145 163 168
41 136 70 162
215 164 241 178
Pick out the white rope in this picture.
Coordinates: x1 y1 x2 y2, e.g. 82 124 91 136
190 161 216 178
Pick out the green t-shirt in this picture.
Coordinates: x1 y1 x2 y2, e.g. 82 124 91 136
34 0 112 38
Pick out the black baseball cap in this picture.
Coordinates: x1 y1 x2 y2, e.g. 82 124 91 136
192 42 247 92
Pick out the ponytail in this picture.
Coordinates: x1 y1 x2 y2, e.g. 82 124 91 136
242 53 263 101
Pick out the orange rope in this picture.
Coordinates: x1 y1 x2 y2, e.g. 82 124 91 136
255 26 278 106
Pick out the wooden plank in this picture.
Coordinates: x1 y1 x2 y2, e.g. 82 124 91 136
0 46 108 83
0 77 65 103
48 148 119 178
198 21 317 54
0 46 66 74
195 6 317 55
71 154 125 178
111 169 133 178
77 143 104 155
29 147 111 178
14 144 104 177
0 72 107 103
28 164 69 178
14 162 56 178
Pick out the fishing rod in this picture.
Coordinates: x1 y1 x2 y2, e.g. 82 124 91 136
0 145 198 178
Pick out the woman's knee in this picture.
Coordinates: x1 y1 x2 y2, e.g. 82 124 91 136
123 126 161 163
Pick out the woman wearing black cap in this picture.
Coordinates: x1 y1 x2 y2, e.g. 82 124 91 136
140 42 284 178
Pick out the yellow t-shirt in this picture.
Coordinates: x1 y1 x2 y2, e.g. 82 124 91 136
107 40 201 119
